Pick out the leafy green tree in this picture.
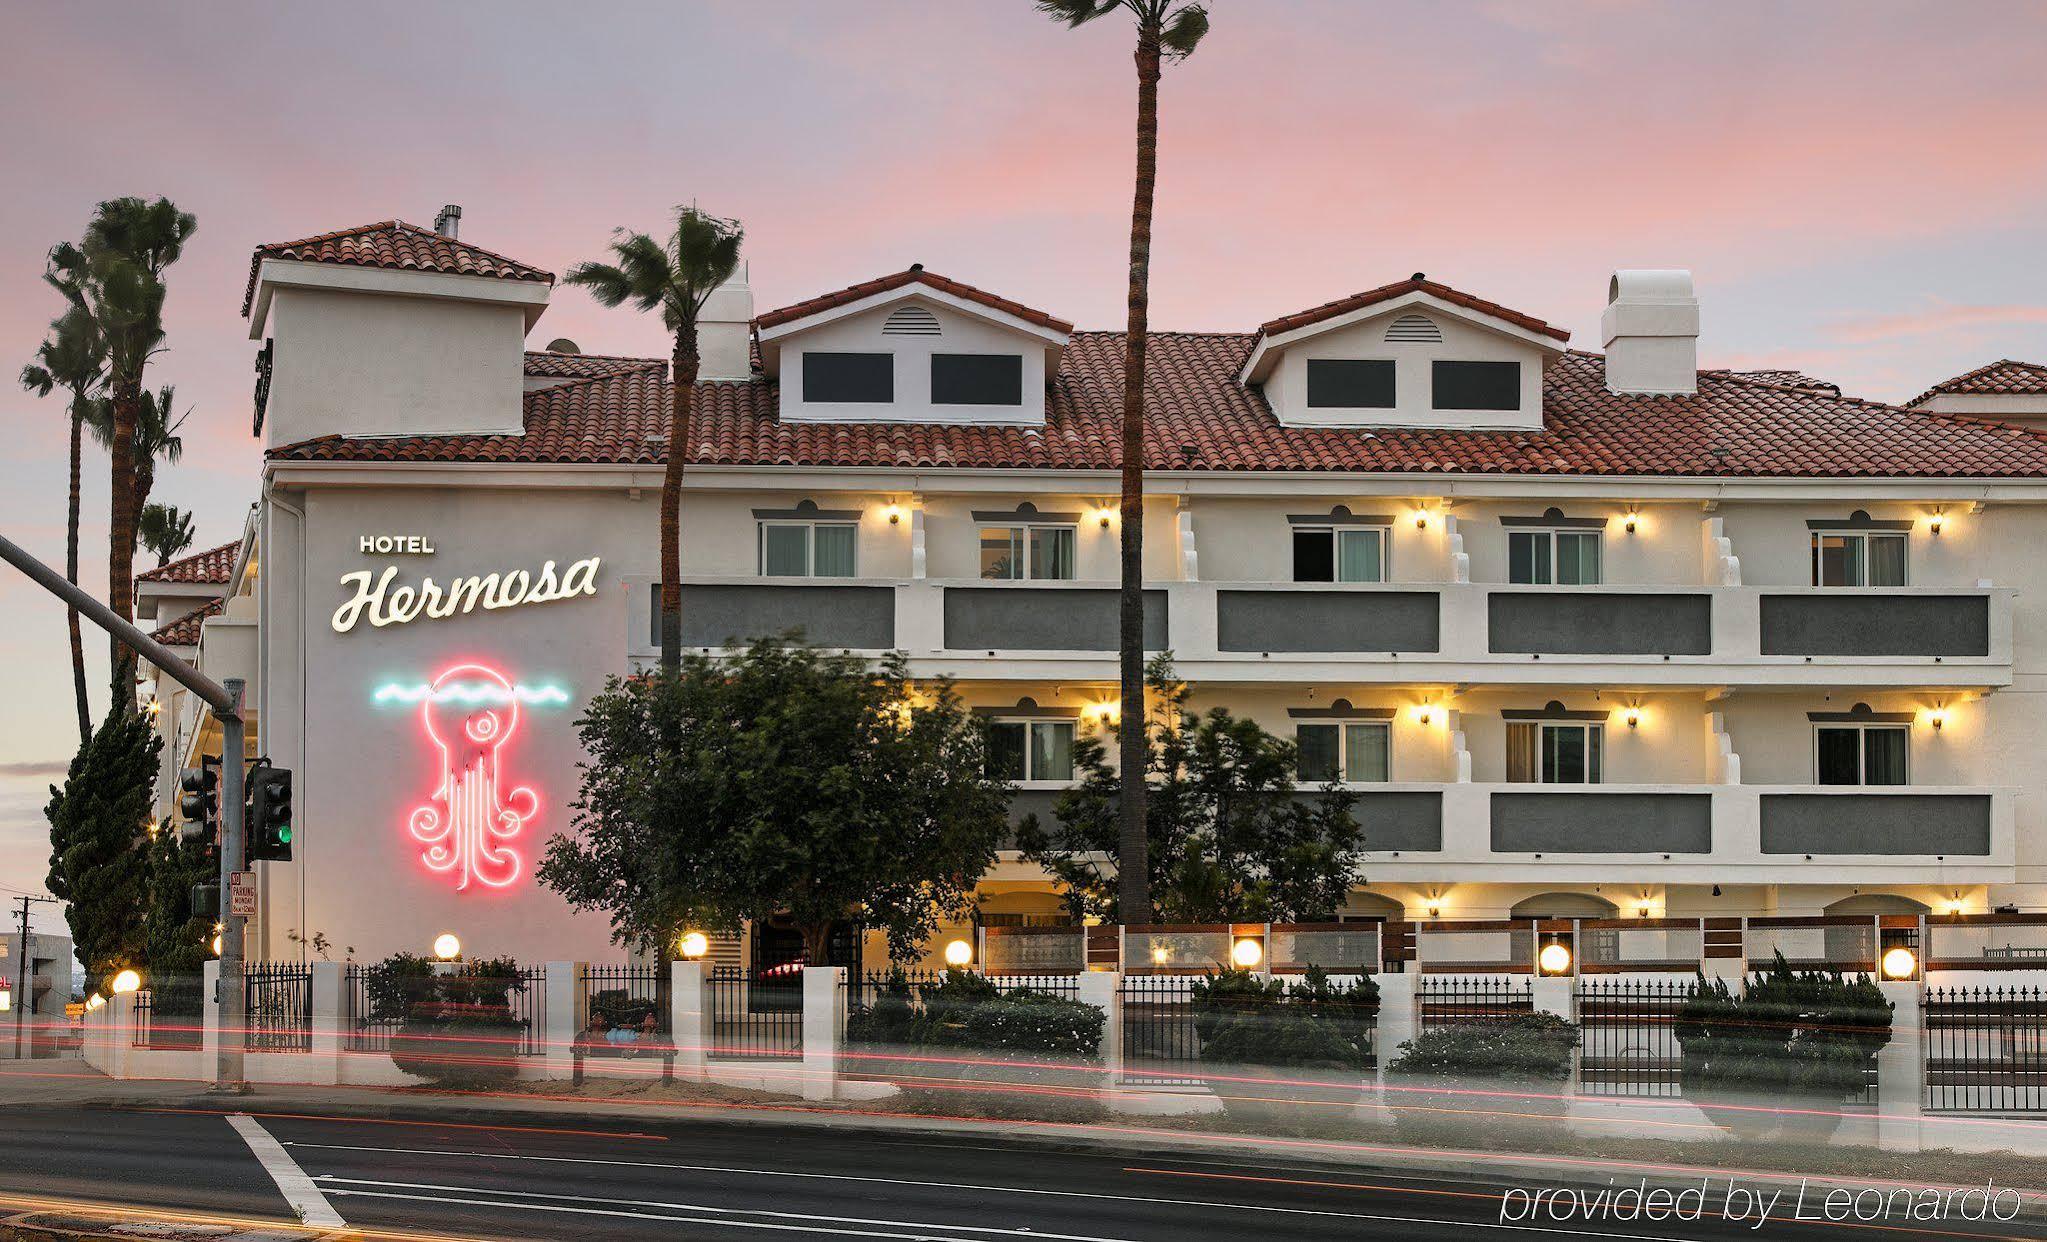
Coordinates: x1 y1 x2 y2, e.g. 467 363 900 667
1018 656 1364 923
45 197 196 677
564 207 743 672
45 694 160 994
1036 0 1210 921
137 502 196 567
141 827 212 1024
19 304 106 744
540 639 1011 964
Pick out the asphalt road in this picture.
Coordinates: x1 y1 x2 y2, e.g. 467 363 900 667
0 1101 2040 1241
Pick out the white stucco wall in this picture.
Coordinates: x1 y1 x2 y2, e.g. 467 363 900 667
1262 308 1547 430
775 296 1049 426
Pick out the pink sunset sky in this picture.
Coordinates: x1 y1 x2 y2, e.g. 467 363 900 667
2 0 2044 931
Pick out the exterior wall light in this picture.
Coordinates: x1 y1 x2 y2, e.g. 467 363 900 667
1637 904 1652 919
432 932 461 961
1881 946 1918 980
1537 940 1573 976
885 504 903 526
1095 507 1114 529
1413 511 1430 530
1427 903 1442 919
1230 938 1264 969
1930 509 1945 536
1929 708 1948 732
110 969 142 995
1624 512 1639 534
1415 702 1434 726
1624 708 1641 730
944 938 974 968
680 931 710 960
1150 945 1171 966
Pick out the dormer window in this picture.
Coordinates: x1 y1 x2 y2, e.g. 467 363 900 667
1306 359 1394 409
932 353 1023 406
1433 360 1520 410
801 352 893 404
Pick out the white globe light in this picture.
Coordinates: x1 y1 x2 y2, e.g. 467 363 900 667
1538 941 1573 975
944 939 974 968
1881 946 1918 980
1230 938 1263 968
680 931 710 960
110 969 142 995
432 933 461 961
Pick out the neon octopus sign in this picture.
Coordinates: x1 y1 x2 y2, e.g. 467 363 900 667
388 663 556 892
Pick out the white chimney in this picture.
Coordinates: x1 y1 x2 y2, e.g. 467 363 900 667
434 204 462 239
1602 269 1698 395
697 262 754 381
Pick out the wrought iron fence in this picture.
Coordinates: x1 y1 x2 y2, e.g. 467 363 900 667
1575 977 1689 1097
344 963 546 1056
1118 974 1202 1085
708 966 802 1060
845 970 1079 1017
1417 976 1533 1033
244 962 312 1052
580 962 669 1036
1925 985 2047 1112
130 991 151 1048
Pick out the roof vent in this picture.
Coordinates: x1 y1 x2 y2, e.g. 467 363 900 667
883 305 942 336
1602 269 1699 396
1384 313 1443 343
434 204 462 239
544 338 580 355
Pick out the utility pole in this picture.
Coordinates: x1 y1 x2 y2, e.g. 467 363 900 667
12 895 56 1060
0 533 249 1090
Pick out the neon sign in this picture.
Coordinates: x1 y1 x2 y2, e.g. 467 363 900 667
403 663 543 892
331 557 601 632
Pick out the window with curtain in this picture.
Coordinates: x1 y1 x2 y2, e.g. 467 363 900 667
985 720 1075 782
1815 724 1908 785
980 525 1076 580
1811 532 1908 587
1506 721 1603 783
1508 529 1601 585
1295 721 1390 783
1292 527 1387 583
758 521 857 577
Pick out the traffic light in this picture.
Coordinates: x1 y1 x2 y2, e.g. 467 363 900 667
190 882 219 919
177 756 220 845
246 764 293 862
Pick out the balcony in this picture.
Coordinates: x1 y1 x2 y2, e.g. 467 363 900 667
641 578 2012 687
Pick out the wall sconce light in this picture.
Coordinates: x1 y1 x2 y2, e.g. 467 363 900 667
1150 945 1171 966
1930 508 1945 536
1095 507 1114 529
1427 903 1442 919
886 504 903 526
1416 702 1434 727
1624 510 1639 534
1624 708 1641 730
1930 708 1948 732
1637 903 1652 919
1413 510 1430 530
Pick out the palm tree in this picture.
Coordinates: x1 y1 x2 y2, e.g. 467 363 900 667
20 305 106 744
564 207 744 672
1036 0 1209 923
138 503 196 568
50 197 197 686
86 383 189 557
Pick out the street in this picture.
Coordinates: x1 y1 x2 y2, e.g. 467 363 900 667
1 1097 2039 1241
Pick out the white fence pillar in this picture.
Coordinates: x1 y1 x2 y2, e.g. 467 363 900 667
104 991 135 1080
309 962 344 1085
800 966 843 1102
1078 971 1121 1083
1877 980 1924 1152
1532 974 1578 1094
202 959 221 1081
543 961 580 1080
1375 972 1418 1082
671 961 709 1078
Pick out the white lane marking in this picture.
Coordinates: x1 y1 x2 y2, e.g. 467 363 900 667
299 1159 1704 1242
225 1114 345 1229
317 1176 1140 1242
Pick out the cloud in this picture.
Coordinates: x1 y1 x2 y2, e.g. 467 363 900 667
0 761 69 779
1825 303 2047 345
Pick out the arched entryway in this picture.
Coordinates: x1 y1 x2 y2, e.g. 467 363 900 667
1510 892 1619 919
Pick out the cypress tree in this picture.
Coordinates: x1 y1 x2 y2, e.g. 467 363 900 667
45 695 159 995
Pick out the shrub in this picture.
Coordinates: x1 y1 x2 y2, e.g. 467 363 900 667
1388 1012 1579 1083
846 969 1103 1058
363 952 529 1085
1674 955 1893 1102
1202 1010 1361 1071
1190 966 1379 1068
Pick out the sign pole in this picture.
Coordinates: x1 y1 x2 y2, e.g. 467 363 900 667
217 679 248 1093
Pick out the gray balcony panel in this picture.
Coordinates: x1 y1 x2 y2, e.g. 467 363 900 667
1488 592 1711 656
676 584 895 649
944 587 1168 651
1347 790 1443 852
1489 792 1713 853
1215 590 1440 653
1760 793 1991 856
1759 594 1990 657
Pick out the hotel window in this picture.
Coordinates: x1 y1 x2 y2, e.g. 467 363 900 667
759 521 857 577
1509 528 1601 585
801 351 894 403
932 353 1023 405
1306 359 1395 409
1296 721 1390 783
1506 721 1603 784
986 719 1076 783
1293 526 1388 583
980 524 1075 580
1815 724 1908 786
1811 531 1907 587
1432 360 1521 410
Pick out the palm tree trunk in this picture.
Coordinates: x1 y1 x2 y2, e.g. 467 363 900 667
107 375 140 698
65 407 90 744
659 335 699 672
1115 30 1163 924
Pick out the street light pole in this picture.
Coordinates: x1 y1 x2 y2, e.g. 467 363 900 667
0 533 247 1089
12 895 55 1060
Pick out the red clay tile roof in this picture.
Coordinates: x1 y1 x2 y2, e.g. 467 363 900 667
135 541 238 586
243 221 554 316
754 268 1074 335
523 350 666 380
269 336 2047 478
1713 369 1840 396
1257 276 1571 342
1908 359 2047 407
150 597 223 648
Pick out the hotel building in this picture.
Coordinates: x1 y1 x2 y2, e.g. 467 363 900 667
136 210 2047 968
